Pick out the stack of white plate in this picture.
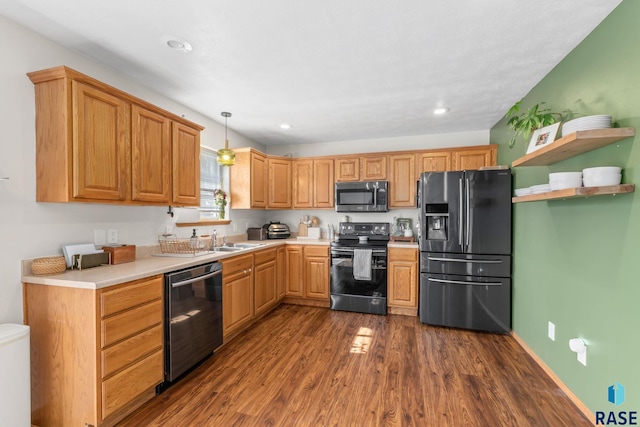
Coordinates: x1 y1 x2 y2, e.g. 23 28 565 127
549 172 583 190
529 184 551 194
561 115 612 136
582 166 622 187
514 188 532 197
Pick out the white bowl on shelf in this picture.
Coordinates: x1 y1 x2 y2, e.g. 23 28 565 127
549 172 582 181
583 173 621 187
582 166 622 176
561 115 612 136
549 172 582 190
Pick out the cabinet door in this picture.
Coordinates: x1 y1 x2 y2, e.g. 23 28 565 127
268 158 292 208
276 246 286 300
314 159 334 208
451 146 496 171
131 106 171 203
417 151 451 173
389 154 416 208
285 245 304 297
72 81 129 201
292 159 313 208
251 152 268 208
172 122 200 205
222 270 254 336
335 157 360 181
361 156 387 180
254 259 277 316
388 248 418 309
304 246 329 300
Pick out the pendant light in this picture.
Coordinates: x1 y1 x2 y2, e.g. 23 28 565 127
217 112 236 166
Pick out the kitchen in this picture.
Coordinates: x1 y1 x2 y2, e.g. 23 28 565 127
0 0 638 425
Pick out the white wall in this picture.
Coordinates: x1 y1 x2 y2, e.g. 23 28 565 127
0 15 266 324
265 130 489 157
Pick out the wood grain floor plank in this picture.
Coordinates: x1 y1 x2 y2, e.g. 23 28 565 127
117 305 592 427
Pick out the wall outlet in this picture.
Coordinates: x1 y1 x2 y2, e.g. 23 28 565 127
107 229 118 244
94 229 106 246
548 321 555 341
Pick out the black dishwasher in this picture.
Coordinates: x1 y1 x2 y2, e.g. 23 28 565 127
162 261 223 386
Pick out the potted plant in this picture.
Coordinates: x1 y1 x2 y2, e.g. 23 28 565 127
505 101 560 148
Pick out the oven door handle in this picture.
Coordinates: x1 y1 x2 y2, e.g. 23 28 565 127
427 257 503 264
427 277 502 286
331 248 387 254
171 269 222 288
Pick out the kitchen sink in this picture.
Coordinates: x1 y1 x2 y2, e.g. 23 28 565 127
213 246 243 252
233 243 265 248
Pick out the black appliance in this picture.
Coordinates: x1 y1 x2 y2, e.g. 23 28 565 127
419 170 512 333
262 221 291 239
330 222 390 315
161 261 223 387
335 181 388 212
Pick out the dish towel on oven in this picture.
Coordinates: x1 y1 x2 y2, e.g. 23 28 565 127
353 249 372 281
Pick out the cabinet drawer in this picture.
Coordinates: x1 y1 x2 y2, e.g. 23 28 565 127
304 246 329 257
101 349 164 419
389 248 418 262
101 324 163 379
100 276 163 318
101 299 163 348
254 247 277 265
222 253 253 277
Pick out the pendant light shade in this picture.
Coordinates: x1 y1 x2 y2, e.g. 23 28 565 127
217 112 236 166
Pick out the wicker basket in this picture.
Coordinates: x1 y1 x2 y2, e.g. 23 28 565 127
158 235 212 254
32 256 67 275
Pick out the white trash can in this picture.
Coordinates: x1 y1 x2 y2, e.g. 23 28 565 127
0 324 30 427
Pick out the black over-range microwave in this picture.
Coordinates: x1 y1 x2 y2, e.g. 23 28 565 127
334 181 388 212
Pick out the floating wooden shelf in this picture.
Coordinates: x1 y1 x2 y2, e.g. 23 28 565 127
511 128 635 167
512 184 635 203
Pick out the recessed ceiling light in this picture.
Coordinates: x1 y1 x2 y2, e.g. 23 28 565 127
280 123 292 129
433 107 450 115
166 38 192 53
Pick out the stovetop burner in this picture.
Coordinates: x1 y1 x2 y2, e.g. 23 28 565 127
332 222 390 248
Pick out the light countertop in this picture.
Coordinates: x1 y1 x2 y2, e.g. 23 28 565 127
22 238 332 290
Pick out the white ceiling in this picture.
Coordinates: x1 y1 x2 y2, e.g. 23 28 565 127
0 0 622 146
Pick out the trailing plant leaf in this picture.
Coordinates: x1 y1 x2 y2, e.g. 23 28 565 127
505 101 560 148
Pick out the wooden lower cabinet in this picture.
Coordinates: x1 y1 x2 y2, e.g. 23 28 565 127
24 275 164 427
254 248 278 316
285 245 330 306
221 254 254 337
276 246 286 299
388 247 419 316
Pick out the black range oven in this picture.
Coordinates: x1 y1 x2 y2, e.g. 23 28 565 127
330 222 390 315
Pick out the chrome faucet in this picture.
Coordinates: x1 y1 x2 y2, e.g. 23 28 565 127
211 229 218 250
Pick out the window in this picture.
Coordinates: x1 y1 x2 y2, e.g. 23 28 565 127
200 147 225 219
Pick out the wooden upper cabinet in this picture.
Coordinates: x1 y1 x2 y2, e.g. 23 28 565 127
293 159 313 208
361 156 387 180
314 159 334 208
172 122 200 206
389 153 416 208
28 66 204 206
230 149 271 209
451 145 497 171
335 157 360 181
131 105 171 203
251 151 268 208
72 81 129 201
268 157 292 209
417 151 451 174
293 159 334 209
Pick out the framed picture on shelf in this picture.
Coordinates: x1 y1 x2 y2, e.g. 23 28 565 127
526 122 561 154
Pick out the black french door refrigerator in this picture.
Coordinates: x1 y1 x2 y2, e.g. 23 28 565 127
419 169 512 333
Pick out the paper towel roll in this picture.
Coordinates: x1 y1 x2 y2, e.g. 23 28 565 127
172 208 201 223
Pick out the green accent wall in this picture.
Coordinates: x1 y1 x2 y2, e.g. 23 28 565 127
490 0 640 414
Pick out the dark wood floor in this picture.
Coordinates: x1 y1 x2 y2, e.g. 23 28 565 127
117 304 592 426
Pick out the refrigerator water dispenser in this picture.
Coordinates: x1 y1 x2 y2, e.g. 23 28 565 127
425 204 448 240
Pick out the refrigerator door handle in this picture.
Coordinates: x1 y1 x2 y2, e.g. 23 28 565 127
427 277 502 286
427 257 503 264
465 177 470 250
458 178 464 247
